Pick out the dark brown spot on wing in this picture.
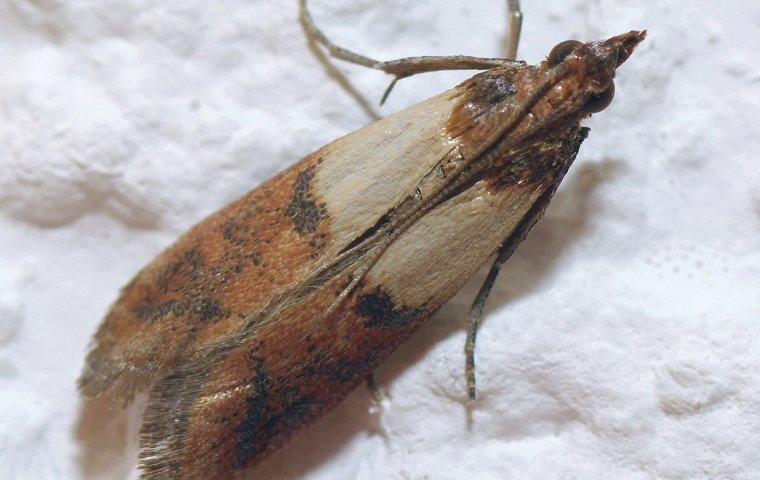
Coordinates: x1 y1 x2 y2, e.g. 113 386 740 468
355 286 425 328
134 297 224 324
285 164 326 235
134 300 181 323
234 345 272 468
446 68 520 149
196 298 223 321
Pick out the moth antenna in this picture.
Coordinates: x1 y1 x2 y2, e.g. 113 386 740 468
299 0 523 103
505 0 523 60
380 75 405 106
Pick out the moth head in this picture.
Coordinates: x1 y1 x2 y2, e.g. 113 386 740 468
543 30 646 115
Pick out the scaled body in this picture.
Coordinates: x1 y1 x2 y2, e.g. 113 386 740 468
80 27 644 480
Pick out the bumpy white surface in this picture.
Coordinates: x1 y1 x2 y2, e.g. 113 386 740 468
1 1 759 479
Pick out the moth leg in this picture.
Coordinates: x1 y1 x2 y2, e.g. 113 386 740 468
299 0 523 103
464 227 532 403
465 128 588 403
464 237 515 402
505 0 523 60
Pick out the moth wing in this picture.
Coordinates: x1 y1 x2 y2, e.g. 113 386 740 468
137 182 542 479
79 88 467 401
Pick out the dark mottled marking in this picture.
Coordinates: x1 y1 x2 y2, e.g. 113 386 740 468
234 364 318 469
222 218 236 241
195 298 223 321
315 346 390 384
320 358 365 383
134 297 225 324
234 350 271 469
248 251 262 266
468 72 516 108
221 216 260 249
355 287 425 328
445 68 520 149
183 248 203 266
490 125 588 190
319 358 360 383
134 300 182 323
262 396 316 435
154 247 203 293
285 166 325 235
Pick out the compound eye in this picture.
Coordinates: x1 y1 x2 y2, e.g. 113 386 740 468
548 40 583 67
583 82 615 113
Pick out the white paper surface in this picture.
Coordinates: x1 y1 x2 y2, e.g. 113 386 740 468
1 1 759 479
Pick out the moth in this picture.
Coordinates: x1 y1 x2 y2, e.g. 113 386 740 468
78 1 645 478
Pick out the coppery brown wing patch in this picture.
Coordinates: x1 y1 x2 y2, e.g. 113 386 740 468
78 154 333 400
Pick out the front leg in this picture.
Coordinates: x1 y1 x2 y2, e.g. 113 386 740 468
465 237 514 403
464 127 588 402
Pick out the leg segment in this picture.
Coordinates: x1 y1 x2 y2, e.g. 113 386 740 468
464 130 587 405
465 239 514 402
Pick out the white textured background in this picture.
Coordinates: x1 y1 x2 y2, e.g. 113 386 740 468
1 0 759 479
